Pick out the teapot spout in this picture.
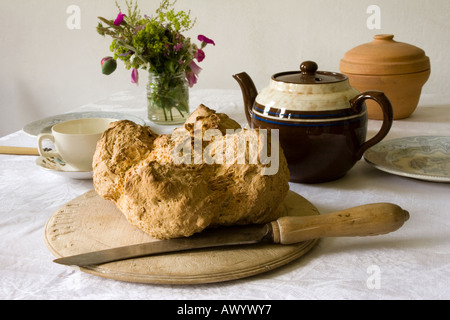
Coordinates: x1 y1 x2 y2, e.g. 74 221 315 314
233 72 258 126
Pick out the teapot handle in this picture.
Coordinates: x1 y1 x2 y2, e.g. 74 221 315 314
350 91 393 160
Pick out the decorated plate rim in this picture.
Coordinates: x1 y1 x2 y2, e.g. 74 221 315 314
364 135 450 183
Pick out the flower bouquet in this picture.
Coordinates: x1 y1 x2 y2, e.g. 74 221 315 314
97 0 215 124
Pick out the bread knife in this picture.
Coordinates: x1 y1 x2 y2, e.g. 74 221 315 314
53 202 409 267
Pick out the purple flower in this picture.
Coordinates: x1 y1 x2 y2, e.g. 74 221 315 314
114 12 125 26
194 49 205 62
131 68 139 85
173 43 183 52
186 61 202 88
198 35 215 46
118 51 132 57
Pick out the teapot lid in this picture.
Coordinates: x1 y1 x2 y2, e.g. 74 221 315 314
273 61 347 84
340 34 430 75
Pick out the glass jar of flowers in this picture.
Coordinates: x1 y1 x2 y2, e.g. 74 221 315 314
97 0 215 124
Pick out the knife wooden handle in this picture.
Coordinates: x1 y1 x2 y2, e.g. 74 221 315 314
271 203 409 245
0 146 40 156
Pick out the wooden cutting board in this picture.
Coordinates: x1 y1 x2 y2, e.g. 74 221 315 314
44 190 320 284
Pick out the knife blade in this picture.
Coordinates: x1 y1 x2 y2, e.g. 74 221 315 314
53 202 409 267
53 224 271 267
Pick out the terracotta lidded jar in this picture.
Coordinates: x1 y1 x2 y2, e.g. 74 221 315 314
340 34 431 120
233 61 393 183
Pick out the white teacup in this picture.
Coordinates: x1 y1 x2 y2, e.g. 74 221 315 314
37 118 114 172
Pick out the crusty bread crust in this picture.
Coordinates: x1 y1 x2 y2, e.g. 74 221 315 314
93 105 290 239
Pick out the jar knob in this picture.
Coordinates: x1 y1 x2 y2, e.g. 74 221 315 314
300 61 318 75
373 34 394 41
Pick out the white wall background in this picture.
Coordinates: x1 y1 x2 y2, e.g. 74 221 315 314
1 0 449 136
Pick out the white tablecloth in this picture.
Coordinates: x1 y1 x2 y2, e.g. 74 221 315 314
0 89 449 300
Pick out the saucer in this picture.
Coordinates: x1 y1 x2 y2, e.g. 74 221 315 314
24 111 145 136
36 156 93 180
364 136 450 183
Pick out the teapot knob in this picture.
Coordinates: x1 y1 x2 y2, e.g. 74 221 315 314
300 61 318 75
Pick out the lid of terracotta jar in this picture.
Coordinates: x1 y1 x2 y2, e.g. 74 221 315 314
273 61 347 84
339 34 430 75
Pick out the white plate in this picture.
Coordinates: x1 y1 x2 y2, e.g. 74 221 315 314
36 156 93 180
23 111 145 136
364 136 450 183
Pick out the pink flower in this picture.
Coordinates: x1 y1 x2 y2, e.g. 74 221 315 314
131 68 139 85
198 35 215 46
186 73 197 88
194 49 205 62
114 12 125 26
186 61 202 88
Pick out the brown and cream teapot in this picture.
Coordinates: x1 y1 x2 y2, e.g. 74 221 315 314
233 61 393 183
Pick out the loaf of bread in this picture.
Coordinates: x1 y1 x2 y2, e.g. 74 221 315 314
92 105 290 239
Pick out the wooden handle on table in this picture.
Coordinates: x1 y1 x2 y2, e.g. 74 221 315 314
0 146 40 156
271 203 409 244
